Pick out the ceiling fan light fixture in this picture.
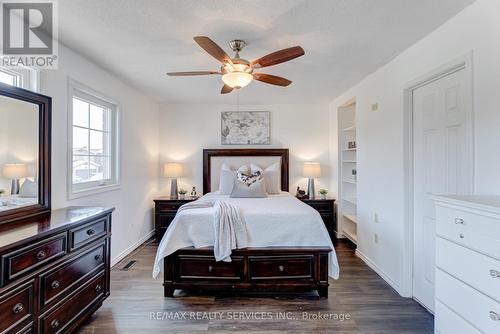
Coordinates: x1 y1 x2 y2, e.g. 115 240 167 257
221 71 253 89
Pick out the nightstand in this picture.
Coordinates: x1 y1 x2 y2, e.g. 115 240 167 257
153 196 198 242
300 198 337 238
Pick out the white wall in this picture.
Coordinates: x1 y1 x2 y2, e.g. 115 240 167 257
159 103 331 196
40 44 160 264
329 0 500 294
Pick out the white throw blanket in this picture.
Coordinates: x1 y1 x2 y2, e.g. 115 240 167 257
177 200 248 262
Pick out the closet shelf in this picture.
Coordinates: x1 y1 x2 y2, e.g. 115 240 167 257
342 125 356 131
343 160 357 163
343 214 358 224
342 229 358 244
343 148 357 151
343 179 357 185
343 197 357 205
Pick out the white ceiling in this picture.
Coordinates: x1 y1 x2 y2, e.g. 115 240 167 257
58 0 475 104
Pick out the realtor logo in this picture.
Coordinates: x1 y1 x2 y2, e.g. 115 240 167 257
0 0 58 68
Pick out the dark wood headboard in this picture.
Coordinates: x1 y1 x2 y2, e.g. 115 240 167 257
203 149 289 194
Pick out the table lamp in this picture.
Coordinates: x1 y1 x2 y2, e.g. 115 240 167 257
3 163 28 194
164 162 183 199
302 162 321 199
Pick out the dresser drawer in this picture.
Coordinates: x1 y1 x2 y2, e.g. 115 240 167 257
436 206 500 259
177 255 243 280
157 202 184 213
156 214 175 228
40 243 105 307
69 218 107 251
2 234 67 283
249 255 314 281
39 273 105 334
0 281 34 334
435 300 481 334
437 237 500 302
307 201 332 213
436 268 500 333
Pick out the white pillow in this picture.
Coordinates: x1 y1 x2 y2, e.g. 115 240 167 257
219 163 237 195
230 179 267 198
251 162 280 194
19 179 38 198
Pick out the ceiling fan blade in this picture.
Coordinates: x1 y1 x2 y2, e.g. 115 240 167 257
251 46 305 68
194 36 234 67
221 84 234 94
253 73 292 86
167 71 220 76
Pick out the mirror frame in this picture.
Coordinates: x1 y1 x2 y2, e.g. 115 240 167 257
0 83 51 224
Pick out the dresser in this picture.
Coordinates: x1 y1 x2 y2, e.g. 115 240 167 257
434 196 500 334
300 198 336 238
154 196 198 242
0 206 114 334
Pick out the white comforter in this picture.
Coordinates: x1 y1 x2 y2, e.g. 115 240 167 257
152 191 340 279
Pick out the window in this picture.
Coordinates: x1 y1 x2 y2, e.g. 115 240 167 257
0 66 39 91
68 80 120 198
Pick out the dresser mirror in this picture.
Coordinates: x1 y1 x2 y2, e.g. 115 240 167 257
0 83 51 223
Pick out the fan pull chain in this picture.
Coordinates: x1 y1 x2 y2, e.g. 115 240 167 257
236 89 240 112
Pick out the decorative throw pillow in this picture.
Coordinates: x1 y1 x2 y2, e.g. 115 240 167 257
251 162 280 194
219 163 237 195
230 178 267 198
19 179 37 198
237 166 262 186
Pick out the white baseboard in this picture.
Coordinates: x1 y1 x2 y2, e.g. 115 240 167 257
111 230 154 267
355 249 403 296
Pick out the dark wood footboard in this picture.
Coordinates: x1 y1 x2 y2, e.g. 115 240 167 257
163 247 331 298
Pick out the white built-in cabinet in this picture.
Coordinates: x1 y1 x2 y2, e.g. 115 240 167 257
337 99 358 244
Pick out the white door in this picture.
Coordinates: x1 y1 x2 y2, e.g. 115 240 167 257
412 68 472 312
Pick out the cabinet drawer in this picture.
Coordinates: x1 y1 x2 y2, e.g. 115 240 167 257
2 234 67 283
0 281 34 334
436 268 500 333
157 202 183 213
157 214 175 228
177 255 243 280
436 206 500 259
435 300 481 334
40 243 105 307
249 255 314 281
437 237 500 302
307 201 332 213
69 218 107 251
39 273 105 334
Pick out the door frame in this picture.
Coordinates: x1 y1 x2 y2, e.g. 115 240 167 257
400 52 474 298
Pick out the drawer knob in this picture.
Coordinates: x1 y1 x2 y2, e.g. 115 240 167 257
208 265 213 273
36 250 47 260
51 280 60 289
86 228 96 236
95 284 103 293
454 218 465 225
51 319 60 329
95 254 102 261
490 269 500 278
459 233 465 239
12 303 24 314
490 311 499 321
278 265 285 272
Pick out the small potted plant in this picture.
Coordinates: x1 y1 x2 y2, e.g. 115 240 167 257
319 189 328 199
178 188 187 199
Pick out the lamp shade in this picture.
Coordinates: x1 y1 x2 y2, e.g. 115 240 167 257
163 162 183 178
2 163 28 179
302 162 321 178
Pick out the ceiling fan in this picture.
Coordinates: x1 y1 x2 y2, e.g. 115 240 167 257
167 36 305 94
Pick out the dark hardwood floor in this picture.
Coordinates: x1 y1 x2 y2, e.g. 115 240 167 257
78 239 433 333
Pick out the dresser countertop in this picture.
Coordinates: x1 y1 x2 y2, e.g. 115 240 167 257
433 195 500 214
0 206 114 250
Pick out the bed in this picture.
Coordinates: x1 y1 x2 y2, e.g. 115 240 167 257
153 149 339 297
0 194 38 212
